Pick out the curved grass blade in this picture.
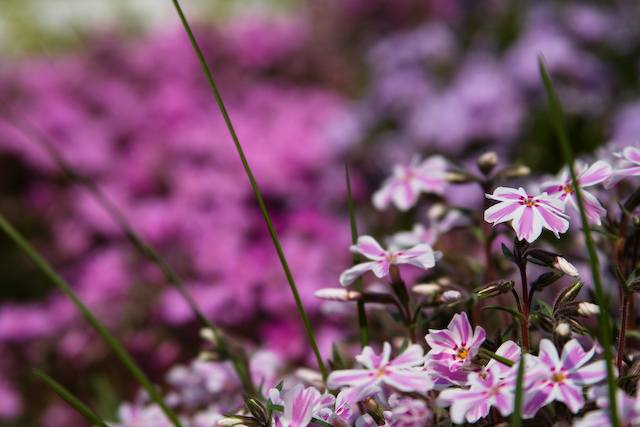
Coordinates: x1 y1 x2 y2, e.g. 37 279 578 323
511 353 526 427
170 0 327 380
0 214 183 427
0 97 255 396
538 56 618 426
345 164 369 348
33 369 111 427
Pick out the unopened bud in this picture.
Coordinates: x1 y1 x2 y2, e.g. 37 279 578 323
199 327 217 344
427 203 447 220
577 302 600 316
555 322 571 337
445 171 475 183
553 257 580 277
197 350 221 361
412 283 442 296
555 280 584 307
477 280 514 298
218 418 247 427
440 290 462 304
501 165 531 178
478 151 499 175
330 415 351 427
314 288 362 301
362 397 385 425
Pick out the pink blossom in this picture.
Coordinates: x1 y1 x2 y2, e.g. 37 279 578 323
437 364 517 424
326 342 433 396
372 155 448 211
522 339 608 418
540 160 611 225
339 235 441 286
484 187 570 243
574 386 640 427
606 146 640 188
425 312 486 372
389 210 462 248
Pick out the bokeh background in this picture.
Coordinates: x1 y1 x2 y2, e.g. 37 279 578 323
0 1 639 425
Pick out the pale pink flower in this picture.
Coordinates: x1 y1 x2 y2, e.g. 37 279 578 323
574 386 640 427
437 364 518 424
522 339 608 418
339 235 441 286
484 187 570 243
541 160 611 225
606 146 640 188
425 312 486 372
270 384 316 427
326 342 433 396
389 210 462 248
373 155 448 211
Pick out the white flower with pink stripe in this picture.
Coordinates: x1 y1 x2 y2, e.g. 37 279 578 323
484 187 570 243
339 235 441 286
425 312 486 372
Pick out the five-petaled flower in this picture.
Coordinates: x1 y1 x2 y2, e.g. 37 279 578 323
484 187 570 243
326 342 433 398
425 312 486 372
541 160 611 225
372 155 449 211
606 146 640 188
522 339 608 418
339 235 441 286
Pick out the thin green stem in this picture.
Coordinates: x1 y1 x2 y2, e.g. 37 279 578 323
539 56 618 427
345 164 369 348
171 0 327 380
33 369 111 427
0 99 256 395
0 214 183 427
511 353 526 427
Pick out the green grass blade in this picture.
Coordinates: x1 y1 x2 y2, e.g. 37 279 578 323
0 100 255 395
511 353 526 427
33 369 111 427
538 56 618 426
345 164 369 348
170 0 327 380
0 214 183 427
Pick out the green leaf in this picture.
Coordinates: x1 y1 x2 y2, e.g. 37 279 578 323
170 0 327 381
480 348 515 367
501 243 516 262
331 343 344 369
0 215 182 427
512 353 526 427
532 298 553 317
482 305 525 321
539 56 618 427
33 369 110 427
617 265 631 297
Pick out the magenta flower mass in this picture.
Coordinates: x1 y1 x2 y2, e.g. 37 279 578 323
3 1 640 426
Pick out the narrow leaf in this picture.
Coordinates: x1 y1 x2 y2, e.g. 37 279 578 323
171 0 327 380
482 305 525 321
33 369 110 427
501 243 516 262
539 56 618 427
0 215 183 427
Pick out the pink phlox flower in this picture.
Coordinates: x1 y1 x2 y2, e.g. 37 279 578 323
326 342 433 396
372 155 449 211
270 384 316 427
540 160 611 225
605 146 640 188
574 386 640 427
522 339 608 418
437 364 518 424
389 210 463 248
424 356 472 390
484 186 570 243
425 312 486 372
309 389 354 425
484 340 522 378
386 394 432 427
112 402 173 427
339 235 442 286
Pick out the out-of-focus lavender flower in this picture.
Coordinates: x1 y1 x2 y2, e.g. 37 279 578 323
339 235 441 286
372 155 449 211
110 402 173 427
541 160 611 225
606 146 640 188
425 312 485 372
485 187 570 243
385 394 432 427
574 386 640 427
389 210 462 248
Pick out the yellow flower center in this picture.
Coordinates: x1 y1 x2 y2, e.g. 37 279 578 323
457 348 468 360
553 373 564 382
564 184 574 193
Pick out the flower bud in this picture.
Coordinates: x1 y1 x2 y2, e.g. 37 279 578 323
427 203 447 220
577 302 600 316
412 283 442 296
440 290 462 304
197 350 221 361
552 257 580 277
314 288 362 302
478 151 498 175
476 280 514 298
199 327 217 344
445 171 475 183
218 418 246 427
555 322 571 337
501 165 531 178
